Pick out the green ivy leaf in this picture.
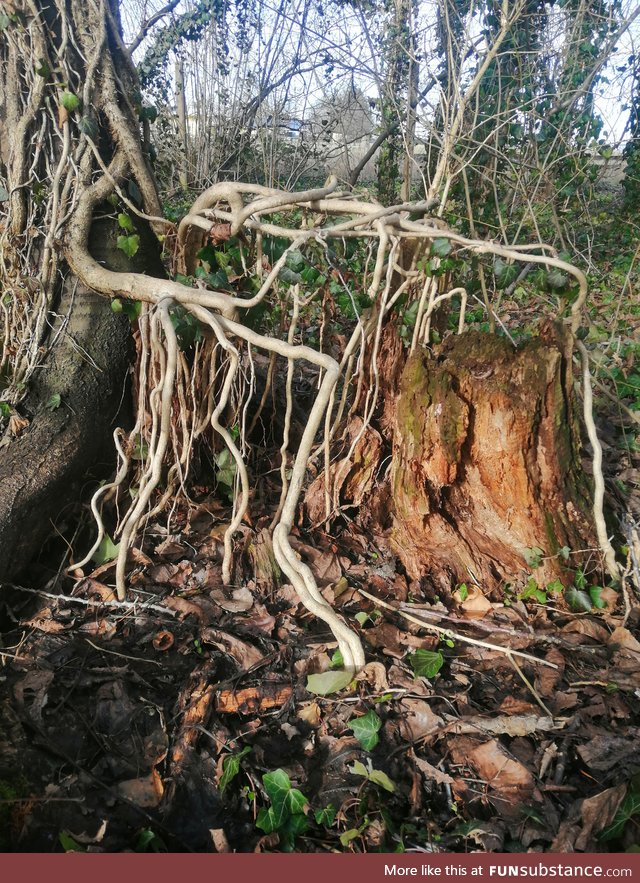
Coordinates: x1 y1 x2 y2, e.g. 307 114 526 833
0 402 10 418
589 586 606 609
349 709 382 751
117 234 140 259
35 59 51 78
306 670 354 695
330 649 344 669
368 768 396 792
340 828 361 846
0 12 11 30
409 649 444 679
431 237 452 257
118 213 135 232
601 790 640 842
92 533 120 565
219 746 251 794
566 585 593 612
60 91 81 112
314 805 337 827
78 115 98 139
523 546 544 568
46 393 61 411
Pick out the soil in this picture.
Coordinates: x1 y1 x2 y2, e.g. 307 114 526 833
1 498 639 854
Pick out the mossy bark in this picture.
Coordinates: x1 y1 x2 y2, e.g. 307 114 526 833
390 326 597 593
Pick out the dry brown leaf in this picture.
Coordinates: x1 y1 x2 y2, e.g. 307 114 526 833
201 627 264 669
577 730 640 771
451 737 539 813
449 713 557 738
23 607 66 634
210 828 231 853
575 784 627 851
297 702 321 727
457 585 492 619
117 769 164 807
164 595 207 621
357 661 389 692
396 698 444 741
414 756 454 785
210 586 254 613
534 648 565 697
13 670 54 726
562 619 610 644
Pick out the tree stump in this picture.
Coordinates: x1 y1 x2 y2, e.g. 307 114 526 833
390 326 598 594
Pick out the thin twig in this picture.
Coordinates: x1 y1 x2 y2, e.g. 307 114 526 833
358 589 558 669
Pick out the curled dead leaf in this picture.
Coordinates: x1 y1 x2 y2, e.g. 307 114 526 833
153 630 175 651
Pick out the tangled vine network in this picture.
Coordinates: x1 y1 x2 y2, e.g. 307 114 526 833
0 0 619 675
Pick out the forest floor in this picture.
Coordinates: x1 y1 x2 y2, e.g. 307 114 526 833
1 476 640 854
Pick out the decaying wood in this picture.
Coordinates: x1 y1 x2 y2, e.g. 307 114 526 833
390 326 597 592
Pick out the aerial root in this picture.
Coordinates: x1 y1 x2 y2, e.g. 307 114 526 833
70 176 611 673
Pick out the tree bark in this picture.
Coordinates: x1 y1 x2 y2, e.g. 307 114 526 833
390 327 597 594
0 0 162 583
308 323 600 596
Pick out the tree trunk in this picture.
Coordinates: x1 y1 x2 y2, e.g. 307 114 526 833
0 1 162 583
308 323 600 596
390 326 597 594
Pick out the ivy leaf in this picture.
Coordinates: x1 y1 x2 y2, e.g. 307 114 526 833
566 585 593 613
601 790 640 842
314 805 336 827
306 670 353 695
0 185 8 202
547 268 568 290
349 760 369 778
368 768 396 793
589 586 606 609
92 533 120 565
349 709 381 751
431 237 452 257
79 114 98 139
0 12 10 30
46 393 61 411
409 649 444 679
219 746 251 794
60 91 81 112
523 546 544 568
118 213 135 232
340 828 360 846
0 402 10 418
117 234 140 259
35 58 51 78
256 806 277 834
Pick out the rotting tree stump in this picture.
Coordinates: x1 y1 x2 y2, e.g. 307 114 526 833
308 323 600 597
390 326 598 594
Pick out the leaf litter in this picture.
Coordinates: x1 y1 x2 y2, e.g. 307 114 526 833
1 502 640 853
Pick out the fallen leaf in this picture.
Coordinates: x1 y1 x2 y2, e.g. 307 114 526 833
396 698 444 741
152 630 175 651
210 828 231 853
458 585 493 619
576 784 627 850
117 770 164 807
210 586 254 613
577 731 640 772
414 756 454 785
201 628 264 669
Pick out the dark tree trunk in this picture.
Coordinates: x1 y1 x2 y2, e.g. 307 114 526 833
0 1 161 583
